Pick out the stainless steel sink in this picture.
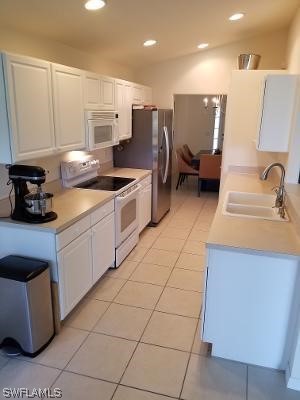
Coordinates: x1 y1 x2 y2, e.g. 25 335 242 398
223 191 289 221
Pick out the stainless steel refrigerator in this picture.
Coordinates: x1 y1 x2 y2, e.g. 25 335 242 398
114 109 173 225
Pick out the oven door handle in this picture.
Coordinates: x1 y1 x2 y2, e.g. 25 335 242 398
116 184 141 203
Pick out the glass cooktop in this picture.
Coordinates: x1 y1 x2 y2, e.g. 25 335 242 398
75 176 135 191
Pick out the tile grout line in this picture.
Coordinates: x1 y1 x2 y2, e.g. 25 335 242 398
109 225 185 399
176 194 212 400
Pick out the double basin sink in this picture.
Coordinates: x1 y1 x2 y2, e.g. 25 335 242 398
223 191 289 222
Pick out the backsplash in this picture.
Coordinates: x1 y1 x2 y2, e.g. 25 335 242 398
0 147 113 200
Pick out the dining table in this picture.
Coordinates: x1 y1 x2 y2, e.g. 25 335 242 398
191 149 221 169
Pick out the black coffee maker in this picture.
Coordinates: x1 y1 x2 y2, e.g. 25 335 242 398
8 164 57 223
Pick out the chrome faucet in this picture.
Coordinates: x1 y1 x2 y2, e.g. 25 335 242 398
260 162 286 218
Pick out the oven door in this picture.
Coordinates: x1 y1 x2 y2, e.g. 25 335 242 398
115 185 140 247
87 119 119 150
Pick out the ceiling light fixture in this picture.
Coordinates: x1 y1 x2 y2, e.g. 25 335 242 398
229 13 244 21
198 43 209 49
143 40 157 47
85 0 106 11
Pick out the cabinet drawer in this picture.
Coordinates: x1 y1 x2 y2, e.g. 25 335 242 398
140 175 152 188
56 215 91 251
90 199 114 226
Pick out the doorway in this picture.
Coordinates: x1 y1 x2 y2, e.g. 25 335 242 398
173 94 227 194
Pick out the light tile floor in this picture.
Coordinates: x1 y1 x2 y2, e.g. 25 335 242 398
0 185 298 399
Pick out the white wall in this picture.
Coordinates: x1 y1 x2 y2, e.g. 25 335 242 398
136 29 288 108
285 5 300 390
0 27 135 81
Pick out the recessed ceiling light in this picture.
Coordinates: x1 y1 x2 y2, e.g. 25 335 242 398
85 0 106 11
198 43 209 49
143 40 157 47
229 13 244 21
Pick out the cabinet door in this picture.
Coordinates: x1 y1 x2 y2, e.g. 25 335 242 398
115 81 132 141
3 53 55 161
102 77 115 110
85 72 101 109
144 86 152 104
58 230 93 319
257 75 298 152
115 81 126 141
124 83 133 139
139 184 152 233
92 212 115 283
132 85 143 104
52 64 85 152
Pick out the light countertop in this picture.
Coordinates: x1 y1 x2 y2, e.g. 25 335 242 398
207 173 300 257
0 167 151 234
104 167 152 181
0 188 115 233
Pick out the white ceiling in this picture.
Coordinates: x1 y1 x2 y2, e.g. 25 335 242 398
0 0 298 68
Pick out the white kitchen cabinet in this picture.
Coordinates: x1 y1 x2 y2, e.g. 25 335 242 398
58 230 93 319
115 79 133 141
257 75 298 152
144 86 153 104
132 85 143 104
92 212 115 283
84 72 115 110
132 84 152 105
52 63 85 152
202 247 299 369
139 175 152 233
0 53 56 163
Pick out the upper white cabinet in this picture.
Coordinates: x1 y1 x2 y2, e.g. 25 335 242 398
115 79 133 141
132 84 152 105
0 50 152 163
0 53 56 163
144 86 153 104
84 72 115 110
257 75 298 152
132 85 143 104
52 63 85 152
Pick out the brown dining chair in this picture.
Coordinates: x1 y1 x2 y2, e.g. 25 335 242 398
176 149 198 190
198 154 222 196
181 146 193 164
183 144 194 159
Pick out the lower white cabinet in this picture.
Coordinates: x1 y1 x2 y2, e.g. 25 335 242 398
139 176 152 233
56 202 115 319
58 230 93 318
202 247 300 369
92 212 115 283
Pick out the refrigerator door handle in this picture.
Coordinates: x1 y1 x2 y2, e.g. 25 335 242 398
163 126 170 184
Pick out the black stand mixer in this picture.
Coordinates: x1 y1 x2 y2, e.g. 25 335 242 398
8 164 57 223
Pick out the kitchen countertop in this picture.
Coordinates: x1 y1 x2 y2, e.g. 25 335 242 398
0 188 115 233
0 167 152 234
207 172 300 257
103 167 152 181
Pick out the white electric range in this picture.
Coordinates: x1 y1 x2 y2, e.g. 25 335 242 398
61 158 140 266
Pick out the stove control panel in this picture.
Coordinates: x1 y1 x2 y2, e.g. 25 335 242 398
61 158 100 185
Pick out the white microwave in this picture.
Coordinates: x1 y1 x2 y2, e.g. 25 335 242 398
85 110 119 150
